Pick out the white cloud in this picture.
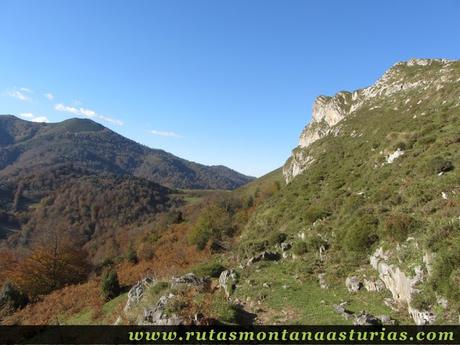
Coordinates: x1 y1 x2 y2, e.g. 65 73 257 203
45 93 54 100
19 112 34 118
6 87 32 101
147 130 182 138
98 115 124 126
19 112 49 123
54 103 123 126
55 103 80 115
31 116 50 123
79 107 96 117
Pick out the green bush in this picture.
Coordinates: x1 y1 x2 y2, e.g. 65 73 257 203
268 232 287 245
189 205 233 250
292 241 308 255
101 270 121 301
424 156 454 175
210 298 239 324
150 281 170 295
382 212 415 242
305 234 327 252
304 205 330 223
430 240 460 300
343 216 379 253
193 261 226 278
126 247 138 264
189 226 211 250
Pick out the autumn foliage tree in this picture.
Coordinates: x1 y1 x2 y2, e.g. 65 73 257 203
8 233 91 299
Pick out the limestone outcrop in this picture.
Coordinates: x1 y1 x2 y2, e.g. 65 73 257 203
283 58 456 183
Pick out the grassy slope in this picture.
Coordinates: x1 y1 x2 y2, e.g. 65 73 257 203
235 61 460 324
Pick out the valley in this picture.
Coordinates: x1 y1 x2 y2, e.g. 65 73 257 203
0 58 459 326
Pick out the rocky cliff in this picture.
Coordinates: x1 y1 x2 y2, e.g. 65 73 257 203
284 58 457 182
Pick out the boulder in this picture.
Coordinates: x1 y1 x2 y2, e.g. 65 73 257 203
141 294 184 325
124 276 155 313
345 276 363 292
363 278 385 292
219 270 238 299
280 242 292 252
318 273 328 289
333 302 353 320
353 311 382 326
171 273 206 289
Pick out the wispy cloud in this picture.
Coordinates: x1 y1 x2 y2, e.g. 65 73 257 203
44 93 54 100
54 103 124 126
147 130 183 138
19 112 49 123
6 87 32 101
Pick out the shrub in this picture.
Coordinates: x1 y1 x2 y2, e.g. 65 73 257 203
430 240 460 300
304 205 330 223
382 212 415 242
343 216 379 253
9 244 91 299
101 270 121 301
305 234 327 252
424 156 454 175
189 205 233 250
126 247 138 264
150 281 169 295
210 298 239 324
189 226 212 250
243 195 254 209
292 241 308 255
0 281 29 311
193 261 226 278
268 232 287 245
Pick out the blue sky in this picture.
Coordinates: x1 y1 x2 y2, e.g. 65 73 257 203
0 0 459 177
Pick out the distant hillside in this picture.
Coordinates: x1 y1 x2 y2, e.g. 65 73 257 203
0 116 254 190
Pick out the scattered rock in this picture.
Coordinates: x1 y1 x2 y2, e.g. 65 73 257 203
280 242 292 252
318 273 328 289
437 296 448 309
377 314 397 325
383 297 399 312
345 276 363 292
409 307 436 325
218 270 238 299
124 276 155 313
246 251 281 266
363 278 385 292
386 148 405 164
333 302 354 320
353 311 381 326
171 273 206 289
142 294 183 325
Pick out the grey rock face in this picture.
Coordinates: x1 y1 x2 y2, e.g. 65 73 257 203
370 247 436 325
283 58 456 183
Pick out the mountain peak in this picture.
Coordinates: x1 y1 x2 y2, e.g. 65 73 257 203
0 115 254 190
